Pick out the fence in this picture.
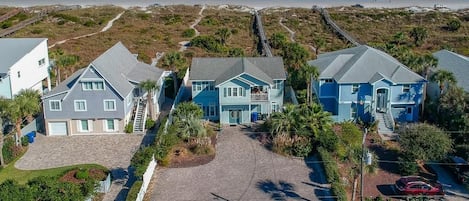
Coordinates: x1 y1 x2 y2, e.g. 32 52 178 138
97 173 112 193
136 155 157 201
163 68 190 133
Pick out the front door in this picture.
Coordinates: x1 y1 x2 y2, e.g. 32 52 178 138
229 110 241 124
376 89 388 113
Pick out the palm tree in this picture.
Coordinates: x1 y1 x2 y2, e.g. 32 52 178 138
409 26 428 47
270 104 299 138
6 89 41 146
161 51 186 97
298 103 333 139
50 49 79 85
139 80 160 120
313 38 326 56
215 28 232 46
430 69 457 94
281 42 310 70
173 102 207 144
269 32 287 49
301 64 319 104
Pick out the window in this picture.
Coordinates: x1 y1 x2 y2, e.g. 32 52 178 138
196 82 201 91
17 71 20 78
209 82 214 91
49 100 61 111
351 105 357 119
228 88 232 97
74 100 87 111
273 80 282 89
403 84 410 93
352 84 359 93
323 79 333 83
82 81 104 90
209 104 216 117
79 120 90 132
104 99 116 111
105 119 116 131
233 88 238 96
38 58 46 66
239 87 244 97
272 102 279 113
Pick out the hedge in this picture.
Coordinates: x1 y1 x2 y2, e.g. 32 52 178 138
317 147 347 201
126 181 143 201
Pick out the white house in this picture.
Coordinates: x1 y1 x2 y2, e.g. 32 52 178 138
0 38 51 99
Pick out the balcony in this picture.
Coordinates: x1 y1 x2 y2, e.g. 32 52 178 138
251 93 268 101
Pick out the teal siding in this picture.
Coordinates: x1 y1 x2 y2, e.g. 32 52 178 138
0 76 12 99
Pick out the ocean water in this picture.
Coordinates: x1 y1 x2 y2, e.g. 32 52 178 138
1 0 468 9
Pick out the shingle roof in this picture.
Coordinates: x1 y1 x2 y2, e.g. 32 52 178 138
433 50 469 92
42 68 85 99
308 45 425 84
45 42 164 98
0 38 47 73
190 57 286 86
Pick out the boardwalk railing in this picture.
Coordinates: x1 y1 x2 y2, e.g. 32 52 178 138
0 12 46 38
0 9 22 23
254 11 273 57
316 7 361 46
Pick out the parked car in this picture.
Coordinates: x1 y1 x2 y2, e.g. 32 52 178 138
395 176 444 200
441 156 469 184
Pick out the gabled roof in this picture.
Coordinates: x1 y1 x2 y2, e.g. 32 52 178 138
433 50 469 92
190 57 286 86
44 42 164 99
308 45 425 84
42 68 85 99
0 38 47 73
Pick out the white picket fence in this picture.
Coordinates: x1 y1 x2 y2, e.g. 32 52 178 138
136 155 157 201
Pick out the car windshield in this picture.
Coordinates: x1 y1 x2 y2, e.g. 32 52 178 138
396 180 406 188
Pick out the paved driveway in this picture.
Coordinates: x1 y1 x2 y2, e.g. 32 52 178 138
431 164 469 201
150 126 331 201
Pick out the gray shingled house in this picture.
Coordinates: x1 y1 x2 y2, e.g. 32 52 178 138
42 42 170 136
189 57 286 124
428 50 469 99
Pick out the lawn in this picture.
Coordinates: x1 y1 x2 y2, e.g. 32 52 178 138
0 158 107 185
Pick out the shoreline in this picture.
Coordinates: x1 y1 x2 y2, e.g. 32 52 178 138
1 0 469 11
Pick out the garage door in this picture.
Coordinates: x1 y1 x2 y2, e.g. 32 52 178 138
48 122 68 136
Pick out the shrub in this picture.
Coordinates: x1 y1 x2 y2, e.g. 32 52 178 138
31 28 43 34
161 15 182 25
145 119 155 129
124 122 133 133
21 136 29 147
53 13 80 23
398 155 418 176
292 137 313 157
126 181 142 201
130 146 154 178
447 19 461 31
191 144 214 155
136 12 150 20
317 147 346 201
317 130 339 152
182 29 196 38
2 136 24 164
83 20 96 27
190 35 225 53
228 47 244 57
1 21 12 29
75 169 89 179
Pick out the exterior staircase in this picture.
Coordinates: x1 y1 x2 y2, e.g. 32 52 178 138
133 98 147 133
375 112 394 135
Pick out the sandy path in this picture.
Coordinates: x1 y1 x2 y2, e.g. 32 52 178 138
48 11 125 48
178 5 206 52
278 16 317 53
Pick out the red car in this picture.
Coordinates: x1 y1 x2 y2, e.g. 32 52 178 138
395 176 445 199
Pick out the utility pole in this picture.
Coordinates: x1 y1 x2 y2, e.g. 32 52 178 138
360 128 368 201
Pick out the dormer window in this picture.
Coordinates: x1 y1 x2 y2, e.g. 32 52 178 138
81 79 104 91
323 79 333 83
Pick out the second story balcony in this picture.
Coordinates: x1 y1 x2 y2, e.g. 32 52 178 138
251 92 268 101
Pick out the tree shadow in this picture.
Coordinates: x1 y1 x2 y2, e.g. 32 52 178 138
114 166 136 201
368 144 400 174
256 179 310 201
376 184 401 200
304 155 333 201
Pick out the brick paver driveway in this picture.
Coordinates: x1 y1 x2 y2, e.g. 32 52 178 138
150 126 331 201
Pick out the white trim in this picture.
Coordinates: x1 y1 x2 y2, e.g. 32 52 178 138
402 84 410 93
104 119 118 132
390 101 416 105
103 99 117 111
339 100 372 104
216 72 271 87
49 100 61 111
74 100 87 111
77 119 91 132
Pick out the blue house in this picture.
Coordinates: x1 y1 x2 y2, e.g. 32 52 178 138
42 42 169 136
189 57 286 124
308 45 425 132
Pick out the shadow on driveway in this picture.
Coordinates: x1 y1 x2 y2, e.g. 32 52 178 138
256 179 311 201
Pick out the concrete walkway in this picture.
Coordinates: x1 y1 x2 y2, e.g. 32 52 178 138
150 126 331 201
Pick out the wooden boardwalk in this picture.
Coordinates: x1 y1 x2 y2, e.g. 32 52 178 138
254 11 273 57
0 9 22 23
315 7 362 46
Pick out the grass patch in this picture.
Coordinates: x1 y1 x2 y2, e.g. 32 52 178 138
0 157 107 185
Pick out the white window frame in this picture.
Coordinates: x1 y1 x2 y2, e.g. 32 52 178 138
82 82 93 90
74 100 87 111
49 100 61 111
352 84 359 93
403 84 410 93
78 119 91 132
196 82 201 91
103 99 116 111
93 81 104 90
104 119 117 132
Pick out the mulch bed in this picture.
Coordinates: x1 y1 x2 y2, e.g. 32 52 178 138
60 168 107 184
168 134 217 168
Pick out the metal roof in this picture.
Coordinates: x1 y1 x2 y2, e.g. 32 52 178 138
308 45 425 84
189 57 286 85
0 38 47 73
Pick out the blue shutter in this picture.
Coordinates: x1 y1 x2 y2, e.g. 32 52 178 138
224 88 226 97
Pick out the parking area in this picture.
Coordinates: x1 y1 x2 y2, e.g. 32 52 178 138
150 126 331 201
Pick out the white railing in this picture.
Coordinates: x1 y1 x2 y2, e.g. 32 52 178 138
251 93 268 101
133 98 141 132
135 155 157 201
385 110 395 132
142 100 148 133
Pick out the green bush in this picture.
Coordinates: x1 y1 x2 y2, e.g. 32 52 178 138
31 28 43 34
398 155 418 176
331 181 347 201
182 29 196 38
75 169 89 179
53 13 80 23
190 35 225 53
21 136 29 147
145 119 155 129
2 136 24 164
83 20 96 27
130 146 154 178
161 15 182 25
292 138 313 157
136 12 150 20
318 130 339 152
125 122 133 133
1 21 12 29
126 181 142 201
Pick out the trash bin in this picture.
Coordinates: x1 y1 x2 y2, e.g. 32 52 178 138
251 112 258 122
26 132 35 143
